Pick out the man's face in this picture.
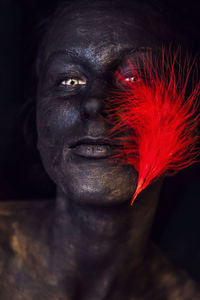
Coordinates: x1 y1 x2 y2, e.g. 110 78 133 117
36 2 167 206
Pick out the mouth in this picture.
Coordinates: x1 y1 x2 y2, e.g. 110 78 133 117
69 137 118 159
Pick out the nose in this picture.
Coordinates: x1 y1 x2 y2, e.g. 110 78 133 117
81 96 105 120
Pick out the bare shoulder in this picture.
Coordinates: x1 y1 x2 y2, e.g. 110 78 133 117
0 199 54 255
0 200 59 299
0 199 54 217
146 243 200 300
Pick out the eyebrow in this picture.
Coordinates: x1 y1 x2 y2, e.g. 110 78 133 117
44 50 82 69
45 47 152 69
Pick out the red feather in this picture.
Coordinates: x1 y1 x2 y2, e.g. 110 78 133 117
106 48 200 205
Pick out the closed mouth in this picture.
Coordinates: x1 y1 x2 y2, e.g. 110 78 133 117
70 138 118 159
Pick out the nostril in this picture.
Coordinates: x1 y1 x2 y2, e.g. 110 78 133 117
100 111 108 118
82 111 90 120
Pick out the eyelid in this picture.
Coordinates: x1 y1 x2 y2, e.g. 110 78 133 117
61 78 87 86
55 72 87 86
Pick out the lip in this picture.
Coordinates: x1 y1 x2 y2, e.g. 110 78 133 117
70 137 119 159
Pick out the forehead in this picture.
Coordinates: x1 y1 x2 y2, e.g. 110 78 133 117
41 2 173 69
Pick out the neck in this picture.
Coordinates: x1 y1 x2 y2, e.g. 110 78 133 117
51 182 162 297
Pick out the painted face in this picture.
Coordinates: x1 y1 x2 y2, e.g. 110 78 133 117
36 2 172 206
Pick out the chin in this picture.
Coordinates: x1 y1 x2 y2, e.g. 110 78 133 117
58 158 138 206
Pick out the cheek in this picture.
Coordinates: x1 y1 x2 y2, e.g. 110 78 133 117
36 97 80 180
37 99 79 144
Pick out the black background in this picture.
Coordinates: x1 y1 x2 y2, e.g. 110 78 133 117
0 0 200 281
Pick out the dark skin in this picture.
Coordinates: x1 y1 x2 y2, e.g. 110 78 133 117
0 1 199 299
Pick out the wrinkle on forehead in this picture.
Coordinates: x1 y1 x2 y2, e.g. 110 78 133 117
42 6 155 69
37 0 188 76
49 0 170 38
64 45 136 68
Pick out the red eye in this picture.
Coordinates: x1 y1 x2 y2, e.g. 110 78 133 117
124 76 139 82
115 74 140 88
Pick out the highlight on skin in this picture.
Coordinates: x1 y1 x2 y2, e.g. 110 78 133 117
106 48 200 205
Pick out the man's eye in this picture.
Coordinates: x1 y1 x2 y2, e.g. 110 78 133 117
61 78 86 86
